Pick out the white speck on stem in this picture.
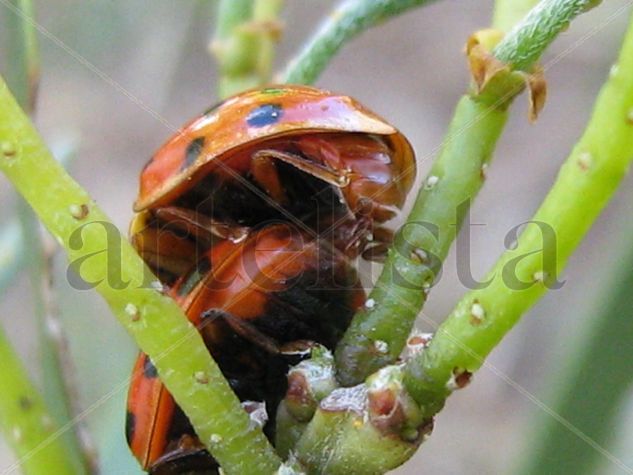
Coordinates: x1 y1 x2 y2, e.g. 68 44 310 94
610 63 619 78
481 163 488 179
210 433 223 444
150 281 164 292
374 340 389 354
194 371 209 384
411 248 428 264
125 303 140 321
407 331 433 349
1 141 16 158
68 203 89 220
424 175 439 190
364 298 375 309
533 270 547 283
12 427 22 442
41 415 54 431
470 302 485 323
578 151 593 171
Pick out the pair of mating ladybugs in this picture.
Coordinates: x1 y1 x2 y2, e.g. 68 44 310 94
125 85 417 474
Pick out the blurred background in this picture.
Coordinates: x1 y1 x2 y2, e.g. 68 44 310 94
1 0 633 473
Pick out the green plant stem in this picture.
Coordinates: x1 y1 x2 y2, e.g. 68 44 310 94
404 13 633 416
516 219 633 475
282 0 437 85
213 0 254 97
212 0 284 98
3 0 39 111
492 0 540 32
18 200 94 475
0 139 75 296
0 78 281 475
4 2 93 472
0 328 76 475
335 0 598 386
253 0 285 82
493 0 599 69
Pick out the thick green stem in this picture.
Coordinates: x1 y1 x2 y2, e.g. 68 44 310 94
0 329 76 475
283 0 437 85
293 365 428 474
335 0 598 386
212 0 284 98
0 78 281 475
336 97 508 385
404 13 633 416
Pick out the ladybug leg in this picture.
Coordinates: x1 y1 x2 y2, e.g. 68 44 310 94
155 206 249 243
130 211 199 283
253 149 350 188
200 309 281 354
361 226 395 263
148 434 216 475
251 153 288 205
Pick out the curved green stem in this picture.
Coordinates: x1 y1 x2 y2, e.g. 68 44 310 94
0 329 76 475
212 0 285 98
493 0 599 69
0 78 281 475
335 0 599 386
404 12 633 416
283 0 437 85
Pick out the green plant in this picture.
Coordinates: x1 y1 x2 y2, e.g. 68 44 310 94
0 0 631 474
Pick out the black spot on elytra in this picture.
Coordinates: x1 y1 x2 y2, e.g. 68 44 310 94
182 137 205 171
125 411 136 444
143 356 158 379
246 103 283 128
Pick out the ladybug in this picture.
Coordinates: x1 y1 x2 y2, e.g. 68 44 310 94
130 85 416 283
126 224 365 474
126 85 416 474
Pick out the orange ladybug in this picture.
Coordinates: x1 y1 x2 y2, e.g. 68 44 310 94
126 85 416 474
130 85 416 283
126 224 365 474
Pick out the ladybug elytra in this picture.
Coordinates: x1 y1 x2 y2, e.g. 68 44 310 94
126 85 416 474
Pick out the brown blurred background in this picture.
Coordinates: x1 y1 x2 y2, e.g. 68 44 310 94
1 1 633 473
